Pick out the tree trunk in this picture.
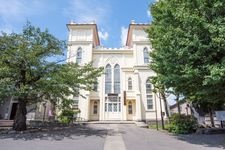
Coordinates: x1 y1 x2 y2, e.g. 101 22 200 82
161 92 170 117
175 94 181 115
209 108 215 127
13 98 27 131
177 101 181 115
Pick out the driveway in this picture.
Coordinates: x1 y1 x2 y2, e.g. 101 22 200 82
0 124 224 150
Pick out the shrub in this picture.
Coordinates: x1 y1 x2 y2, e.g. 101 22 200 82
58 109 76 124
167 114 197 134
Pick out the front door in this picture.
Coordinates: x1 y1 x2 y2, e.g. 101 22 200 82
90 100 99 121
127 100 135 120
105 96 121 120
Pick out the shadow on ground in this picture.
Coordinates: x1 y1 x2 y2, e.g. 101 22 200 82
174 133 225 149
0 124 115 141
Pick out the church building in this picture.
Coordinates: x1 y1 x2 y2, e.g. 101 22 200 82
66 20 166 121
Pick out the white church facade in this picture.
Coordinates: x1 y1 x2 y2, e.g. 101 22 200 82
66 21 166 121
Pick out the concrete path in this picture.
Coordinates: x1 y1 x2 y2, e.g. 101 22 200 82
0 124 224 150
103 124 126 150
120 124 225 150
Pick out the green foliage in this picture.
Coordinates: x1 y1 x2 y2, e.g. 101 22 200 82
167 114 197 134
0 22 103 130
0 22 103 103
147 0 225 113
58 109 76 124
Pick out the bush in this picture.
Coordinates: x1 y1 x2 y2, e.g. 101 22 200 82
167 114 197 134
58 109 76 124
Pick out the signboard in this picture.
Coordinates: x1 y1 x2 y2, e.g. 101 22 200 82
123 91 126 105
215 111 225 121
108 93 118 96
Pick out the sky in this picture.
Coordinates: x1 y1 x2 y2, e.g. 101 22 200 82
0 0 176 104
0 0 156 48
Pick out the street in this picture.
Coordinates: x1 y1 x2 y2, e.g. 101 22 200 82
0 124 224 150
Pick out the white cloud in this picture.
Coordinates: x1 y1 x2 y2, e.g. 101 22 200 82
120 26 128 46
0 0 46 22
147 10 151 18
63 0 110 25
98 31 109 41
0 24 13 34
0 0 48 33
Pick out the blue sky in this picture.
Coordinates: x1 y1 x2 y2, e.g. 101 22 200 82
0 0 156 47
0 0 176 104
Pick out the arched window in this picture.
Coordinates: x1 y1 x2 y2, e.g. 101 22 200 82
128 101 133 114
93 101 98 114
114 64 120 94
105 64 112 94
146 79 153 109
76 47 82 64
146 79 152 93
128 77 132 91
143 47 149 63
93 81 98 92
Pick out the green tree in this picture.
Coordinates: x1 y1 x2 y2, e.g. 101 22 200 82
150 76 170 117
147 0 225 126
0 23 103 131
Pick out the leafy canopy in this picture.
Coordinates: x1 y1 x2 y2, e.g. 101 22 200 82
147 0 225 109
0 22 103 105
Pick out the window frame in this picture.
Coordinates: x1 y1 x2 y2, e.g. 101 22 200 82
105 64 112 94
146 79 153 110
143 47 149 64
128 77 132 91
114 64 120 94
93 101 98 114
76 47 82 64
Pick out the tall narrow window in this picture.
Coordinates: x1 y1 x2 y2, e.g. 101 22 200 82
93 101 98 114
143 47 149 63
93 81 98 92
105 64 112 94
114 64 120 94
76 47 82 64
146 79 153 109
128 101 133 114
128 77 132 91
73 95 79 109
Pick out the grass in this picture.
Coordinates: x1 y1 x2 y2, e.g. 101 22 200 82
148 123 170 130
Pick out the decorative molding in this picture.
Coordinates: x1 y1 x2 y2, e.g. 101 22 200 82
93 50 133 54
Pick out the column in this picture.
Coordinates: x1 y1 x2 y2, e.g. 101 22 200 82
86 94 90 121
134 70 142 121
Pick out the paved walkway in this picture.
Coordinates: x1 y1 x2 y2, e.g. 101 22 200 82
0 124 224 150
104 124 126 150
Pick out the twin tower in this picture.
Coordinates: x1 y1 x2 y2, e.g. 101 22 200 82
66 21 166 122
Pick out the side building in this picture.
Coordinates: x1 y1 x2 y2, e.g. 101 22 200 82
67 20 167 122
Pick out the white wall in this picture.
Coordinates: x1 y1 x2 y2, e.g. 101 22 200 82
67 23 166 121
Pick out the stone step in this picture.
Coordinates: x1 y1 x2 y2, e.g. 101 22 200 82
135 121 148 128
75 121 135 124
